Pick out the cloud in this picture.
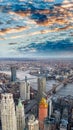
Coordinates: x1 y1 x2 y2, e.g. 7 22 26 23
0 0 73 58
0 26 28 35
9 10 31 19
17 39 73 53
0 37 5 40
44 0 55 2
8 43 18 45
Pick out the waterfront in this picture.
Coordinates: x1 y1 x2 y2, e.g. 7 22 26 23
0 70 73 97
55 83 73 97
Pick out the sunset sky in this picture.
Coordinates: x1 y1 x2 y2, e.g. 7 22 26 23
0 0 73 58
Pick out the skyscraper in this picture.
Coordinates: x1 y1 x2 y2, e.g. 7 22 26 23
38 77 46 101
16 99 25 130
11 66 16 82
28 115 39 130
39 98 48 130
1 93 17 130
20 81 30 101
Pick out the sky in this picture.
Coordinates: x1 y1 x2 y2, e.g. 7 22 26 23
0 0 73 58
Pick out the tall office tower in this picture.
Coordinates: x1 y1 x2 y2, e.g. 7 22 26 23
44 117 56 130
20 81 30 101
28 115 39 130
11 66 16 82
39 98 48 130
16 99 25 130
38 77 46 101
1 93 17 130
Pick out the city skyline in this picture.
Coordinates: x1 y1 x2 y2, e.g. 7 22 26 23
0 0 73 58
0 58 73 129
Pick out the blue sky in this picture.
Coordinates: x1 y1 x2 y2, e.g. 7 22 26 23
0 0 73 58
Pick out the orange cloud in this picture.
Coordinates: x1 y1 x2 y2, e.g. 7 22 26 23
9 10 31 17
34 5 73 28
0 26 28 35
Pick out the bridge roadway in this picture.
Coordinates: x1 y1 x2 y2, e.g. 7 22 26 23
25 99 37 114
46 77 71 97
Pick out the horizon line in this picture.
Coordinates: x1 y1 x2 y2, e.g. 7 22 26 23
0 57 73 61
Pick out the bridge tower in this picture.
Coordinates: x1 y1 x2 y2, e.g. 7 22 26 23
37 77 46 101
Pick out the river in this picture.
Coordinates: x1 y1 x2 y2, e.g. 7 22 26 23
0 70 73 97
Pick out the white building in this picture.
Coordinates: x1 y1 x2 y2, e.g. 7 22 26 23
20 81 30 101
1 93 17 130
16 99 25 130
28 115 39 130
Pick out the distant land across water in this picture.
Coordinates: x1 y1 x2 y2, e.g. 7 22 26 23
0 57 73 62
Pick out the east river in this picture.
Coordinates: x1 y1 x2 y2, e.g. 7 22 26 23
0 70 73 97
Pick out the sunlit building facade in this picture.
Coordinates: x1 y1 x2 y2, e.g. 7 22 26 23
1 93 17 130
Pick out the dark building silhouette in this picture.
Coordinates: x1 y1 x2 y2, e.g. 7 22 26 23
11 66 16 82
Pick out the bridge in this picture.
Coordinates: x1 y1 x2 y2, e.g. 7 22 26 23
46 76 73 98
25 99 37 114
24 77 72 115
0 75 73 115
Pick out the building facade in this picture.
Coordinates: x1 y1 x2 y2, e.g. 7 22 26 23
28 115 39 130
44 117 56 130
16 99 25 130
20 81 30 101
39 98 48 130
1 93 17 130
